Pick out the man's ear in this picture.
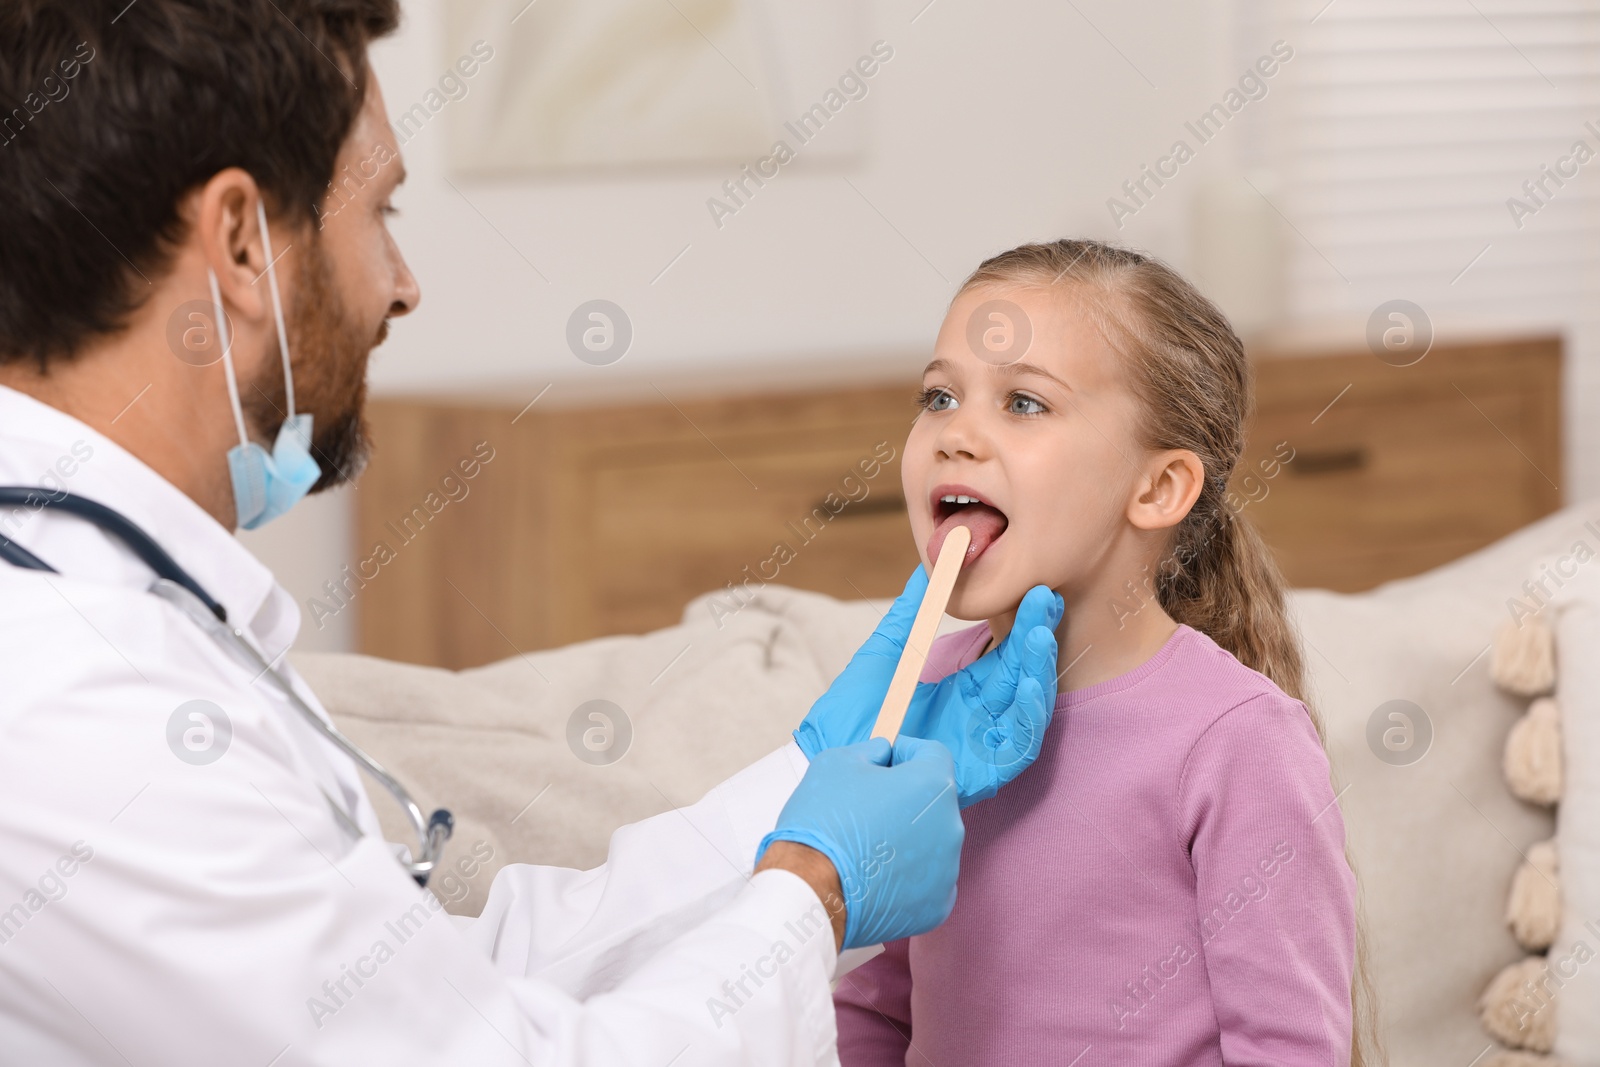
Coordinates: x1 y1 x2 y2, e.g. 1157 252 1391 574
1127 449 1205 532
192 167 270 325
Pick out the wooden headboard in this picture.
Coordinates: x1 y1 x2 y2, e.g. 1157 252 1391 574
354 335 1561 668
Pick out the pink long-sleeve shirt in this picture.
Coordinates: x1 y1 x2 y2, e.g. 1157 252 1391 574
834 623 1356 1066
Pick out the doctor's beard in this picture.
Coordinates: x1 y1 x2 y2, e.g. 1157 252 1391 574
242 235 386 493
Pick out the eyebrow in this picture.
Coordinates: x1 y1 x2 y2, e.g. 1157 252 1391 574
922 356 1072 393
1006 360 1074 393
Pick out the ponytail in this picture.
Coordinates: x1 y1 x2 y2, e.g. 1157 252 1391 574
1163 495 1309 708
959 238 1385 1067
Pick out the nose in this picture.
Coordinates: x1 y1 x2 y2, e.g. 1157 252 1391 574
931 402 988 462
390 249 421 318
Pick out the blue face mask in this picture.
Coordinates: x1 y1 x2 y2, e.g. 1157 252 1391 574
207 200 321 531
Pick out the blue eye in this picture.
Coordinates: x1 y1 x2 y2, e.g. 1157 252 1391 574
918 387 958 412
1008 392 1046 416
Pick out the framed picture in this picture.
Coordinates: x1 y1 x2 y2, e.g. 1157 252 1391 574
443 0 867 175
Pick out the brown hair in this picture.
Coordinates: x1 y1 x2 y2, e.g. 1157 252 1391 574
959 238 1383 1067
0 0 400 369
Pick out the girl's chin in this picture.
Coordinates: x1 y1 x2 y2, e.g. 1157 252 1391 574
944 577 1028 625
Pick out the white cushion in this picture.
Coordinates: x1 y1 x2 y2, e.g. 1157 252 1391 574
293 584 887 917
1291 501 1600 1064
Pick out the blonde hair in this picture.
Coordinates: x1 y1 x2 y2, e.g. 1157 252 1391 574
959 238 1383 1067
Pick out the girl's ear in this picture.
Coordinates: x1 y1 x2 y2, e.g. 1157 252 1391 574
1127 449 1205 532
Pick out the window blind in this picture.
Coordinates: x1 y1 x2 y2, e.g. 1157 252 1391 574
1238 0 1600 326
1236 0 1600 496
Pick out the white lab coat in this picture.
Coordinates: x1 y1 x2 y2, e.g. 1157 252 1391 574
0 386 842 1066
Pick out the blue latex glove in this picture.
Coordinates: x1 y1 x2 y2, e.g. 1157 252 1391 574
898 585 1061 808
755 736 962 949
794 570 1063 807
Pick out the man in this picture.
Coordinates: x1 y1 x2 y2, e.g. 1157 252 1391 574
0 2 1062 1063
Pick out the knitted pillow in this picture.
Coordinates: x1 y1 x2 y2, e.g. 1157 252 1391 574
1477 531 1600 1067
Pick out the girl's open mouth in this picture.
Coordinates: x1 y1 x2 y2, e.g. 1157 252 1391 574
927 487 1009 568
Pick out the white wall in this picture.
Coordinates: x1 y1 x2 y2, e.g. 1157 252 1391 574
363 0 1237 394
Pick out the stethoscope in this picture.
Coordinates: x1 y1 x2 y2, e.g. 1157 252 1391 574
0 488 454 886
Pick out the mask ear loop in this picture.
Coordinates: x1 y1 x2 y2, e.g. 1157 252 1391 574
255 198 297 422
207 267 251 452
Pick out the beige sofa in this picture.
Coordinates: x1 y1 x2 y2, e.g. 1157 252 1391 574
296 500 1600 1066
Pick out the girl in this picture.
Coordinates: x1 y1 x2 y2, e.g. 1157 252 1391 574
834 240 1377 1065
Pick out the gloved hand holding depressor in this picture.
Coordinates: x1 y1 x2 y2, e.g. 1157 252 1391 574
792 567 933 759
755 736 963 950
898 583 1062 808
793 570 1063 807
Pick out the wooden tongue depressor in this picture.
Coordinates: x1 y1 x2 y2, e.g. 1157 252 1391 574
871 524 973 742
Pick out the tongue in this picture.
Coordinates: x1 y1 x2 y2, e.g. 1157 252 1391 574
927 504 1007 568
